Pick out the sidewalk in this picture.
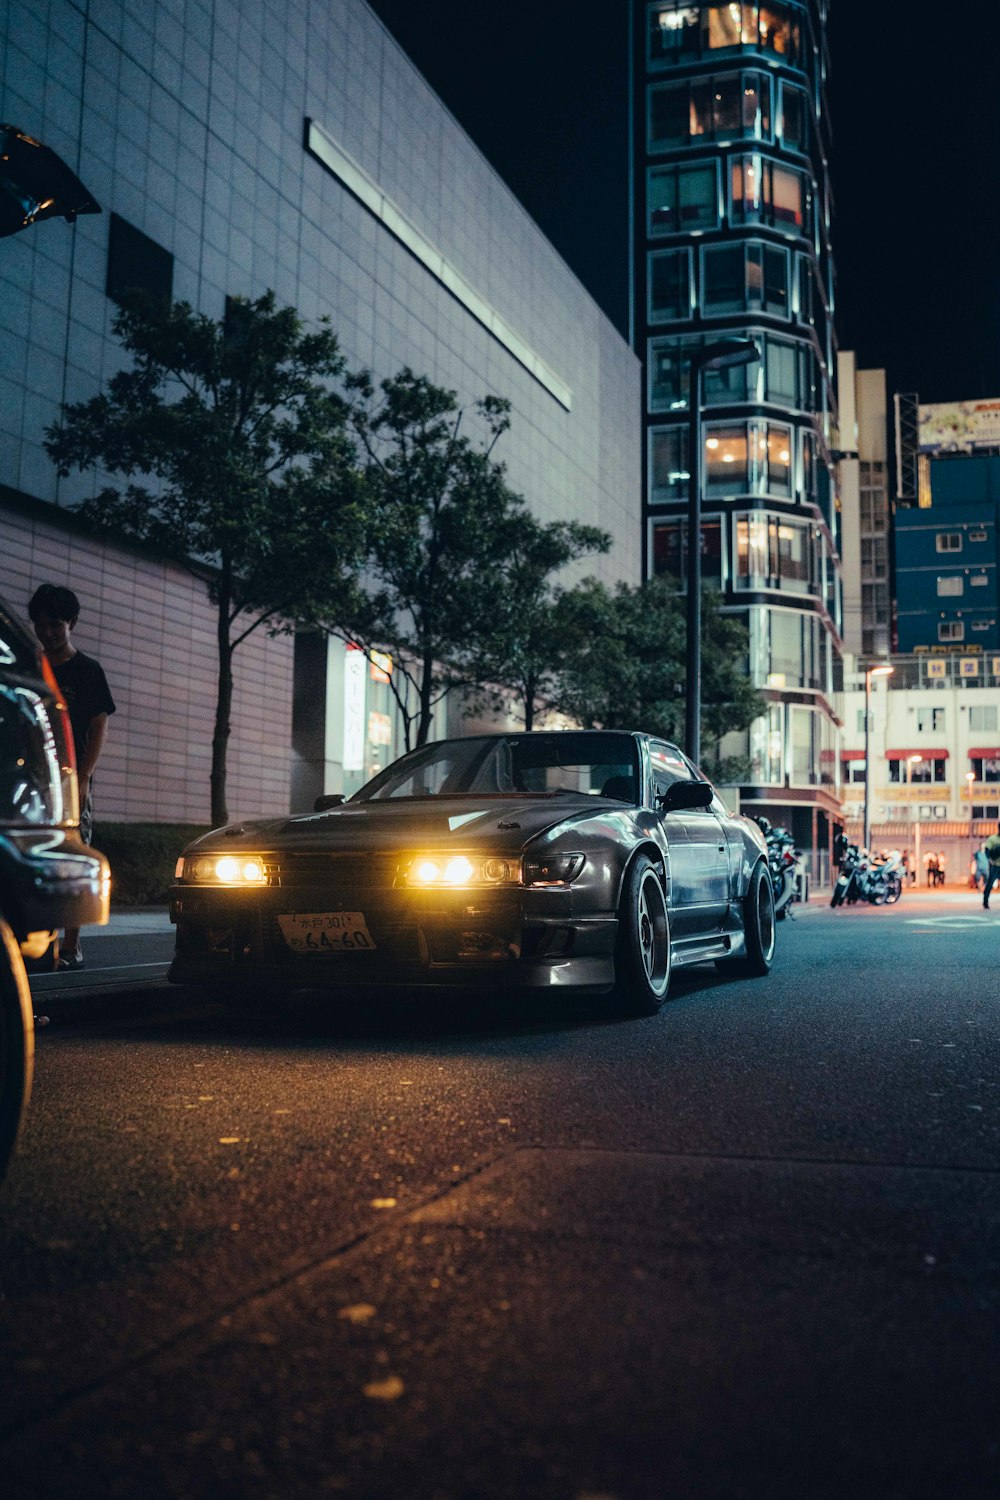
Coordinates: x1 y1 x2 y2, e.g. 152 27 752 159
101 907 172 935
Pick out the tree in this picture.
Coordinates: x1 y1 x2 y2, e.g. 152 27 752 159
46 292 366 825
340 368 553 749
452 513 611 730
552 576 764 761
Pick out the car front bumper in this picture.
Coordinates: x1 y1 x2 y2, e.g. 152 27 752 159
168 883 618 993
0 828 110 948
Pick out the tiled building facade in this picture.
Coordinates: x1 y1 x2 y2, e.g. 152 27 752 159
1 0 641 823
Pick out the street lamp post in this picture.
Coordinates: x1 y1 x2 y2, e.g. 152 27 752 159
684 338 759 766
863 663 894 853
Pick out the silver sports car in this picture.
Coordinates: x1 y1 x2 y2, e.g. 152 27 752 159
168 730 775 1014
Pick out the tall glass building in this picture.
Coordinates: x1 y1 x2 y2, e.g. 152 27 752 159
630 1 843 877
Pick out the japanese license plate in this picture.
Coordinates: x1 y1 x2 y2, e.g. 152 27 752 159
277 912 376 954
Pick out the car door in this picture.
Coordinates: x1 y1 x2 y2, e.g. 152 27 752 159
648 740 729 935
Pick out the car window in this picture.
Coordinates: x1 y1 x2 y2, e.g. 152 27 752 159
352 733 640 801
649 740 697 805
509 732 639 800
356 739 495 800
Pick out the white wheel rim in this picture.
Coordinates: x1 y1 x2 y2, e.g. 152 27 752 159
637 870 669 995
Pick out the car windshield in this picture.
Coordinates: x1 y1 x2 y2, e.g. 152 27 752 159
352 732 641 802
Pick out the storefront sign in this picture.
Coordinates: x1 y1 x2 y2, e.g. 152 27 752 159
342 646 367 770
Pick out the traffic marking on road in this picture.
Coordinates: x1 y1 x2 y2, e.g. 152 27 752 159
906 915 996 930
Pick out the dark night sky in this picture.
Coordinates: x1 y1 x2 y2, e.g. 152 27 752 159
366 1 1000 406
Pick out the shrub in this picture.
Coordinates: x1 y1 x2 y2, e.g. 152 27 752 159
92 822 211 907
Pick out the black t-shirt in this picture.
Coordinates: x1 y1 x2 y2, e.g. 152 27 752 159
53 650 116 761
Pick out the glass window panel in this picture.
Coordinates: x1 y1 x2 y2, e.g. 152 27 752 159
678 164 717 227
650 426 688 500
648 249 690 322
649 164 718 236
771 164 803 228
652 521 685 580
649 84 690 148
730 155 761 221
689 78 713 137
648 166 677 234
648 5 701 65
705 426 749 495
707 4 744 48
760 3 797 60
767 423 792 496
776 519 808 589
703 357 751 405
702 243 745 312
649 340 686 409
937 575 964 596
801 429 815 501
763 245 788 314
781 84 807 151
765 337 798 405
712 75 741 135
741 72 771 138
750 702 784 784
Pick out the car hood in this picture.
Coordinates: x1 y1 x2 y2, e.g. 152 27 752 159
186 795 632 856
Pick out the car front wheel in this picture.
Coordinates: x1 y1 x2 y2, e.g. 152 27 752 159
612 854 671 1016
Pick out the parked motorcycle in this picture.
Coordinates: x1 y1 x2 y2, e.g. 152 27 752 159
756 819 803 920
831 841 903 907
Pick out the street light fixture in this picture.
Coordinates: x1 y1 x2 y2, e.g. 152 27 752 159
863 663 894 852
684 338 760 765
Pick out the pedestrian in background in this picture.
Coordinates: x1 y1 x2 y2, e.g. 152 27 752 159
973 843 989 891
983 832 1000 910
28 583 116 968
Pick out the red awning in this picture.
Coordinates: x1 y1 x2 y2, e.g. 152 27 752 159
886 749 948 761
840 750 866 760
969 748 1000 758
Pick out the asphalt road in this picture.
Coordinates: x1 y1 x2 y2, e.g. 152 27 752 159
1 889 998 1499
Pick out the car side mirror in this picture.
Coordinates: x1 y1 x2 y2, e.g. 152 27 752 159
657 780 714 814
314 793 345 812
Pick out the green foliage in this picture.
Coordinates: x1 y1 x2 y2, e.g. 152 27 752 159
452 514 611 729
552 576 763 754
46 292 366 824
339 368 558 748
93 822 210 906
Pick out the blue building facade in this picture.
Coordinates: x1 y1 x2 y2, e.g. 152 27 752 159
895 457 1000 652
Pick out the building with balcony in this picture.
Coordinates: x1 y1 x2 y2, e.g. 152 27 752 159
0 0 641 824
630 0 842 880
838 651 1000 882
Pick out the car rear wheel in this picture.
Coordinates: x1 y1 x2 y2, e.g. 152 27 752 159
717 861 775 978
0 916 35 1180
612 854 671 1016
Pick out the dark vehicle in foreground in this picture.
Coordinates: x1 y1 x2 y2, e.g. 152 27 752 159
169 731 775 1014
0 595 110 1173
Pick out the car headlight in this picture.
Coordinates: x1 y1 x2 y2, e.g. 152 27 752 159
522 853 586 886
402 853 521 888
175 854 269 885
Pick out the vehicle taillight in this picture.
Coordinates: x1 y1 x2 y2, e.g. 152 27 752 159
38 648 79 825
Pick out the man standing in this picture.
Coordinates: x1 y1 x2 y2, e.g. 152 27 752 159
982 831 1000 911
28 583 116 968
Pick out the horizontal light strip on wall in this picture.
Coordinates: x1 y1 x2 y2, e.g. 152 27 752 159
304 118 573 412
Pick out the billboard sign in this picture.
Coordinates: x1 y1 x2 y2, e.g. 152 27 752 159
918 399 1000 454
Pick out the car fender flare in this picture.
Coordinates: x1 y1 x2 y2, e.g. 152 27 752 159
616 841 668 910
